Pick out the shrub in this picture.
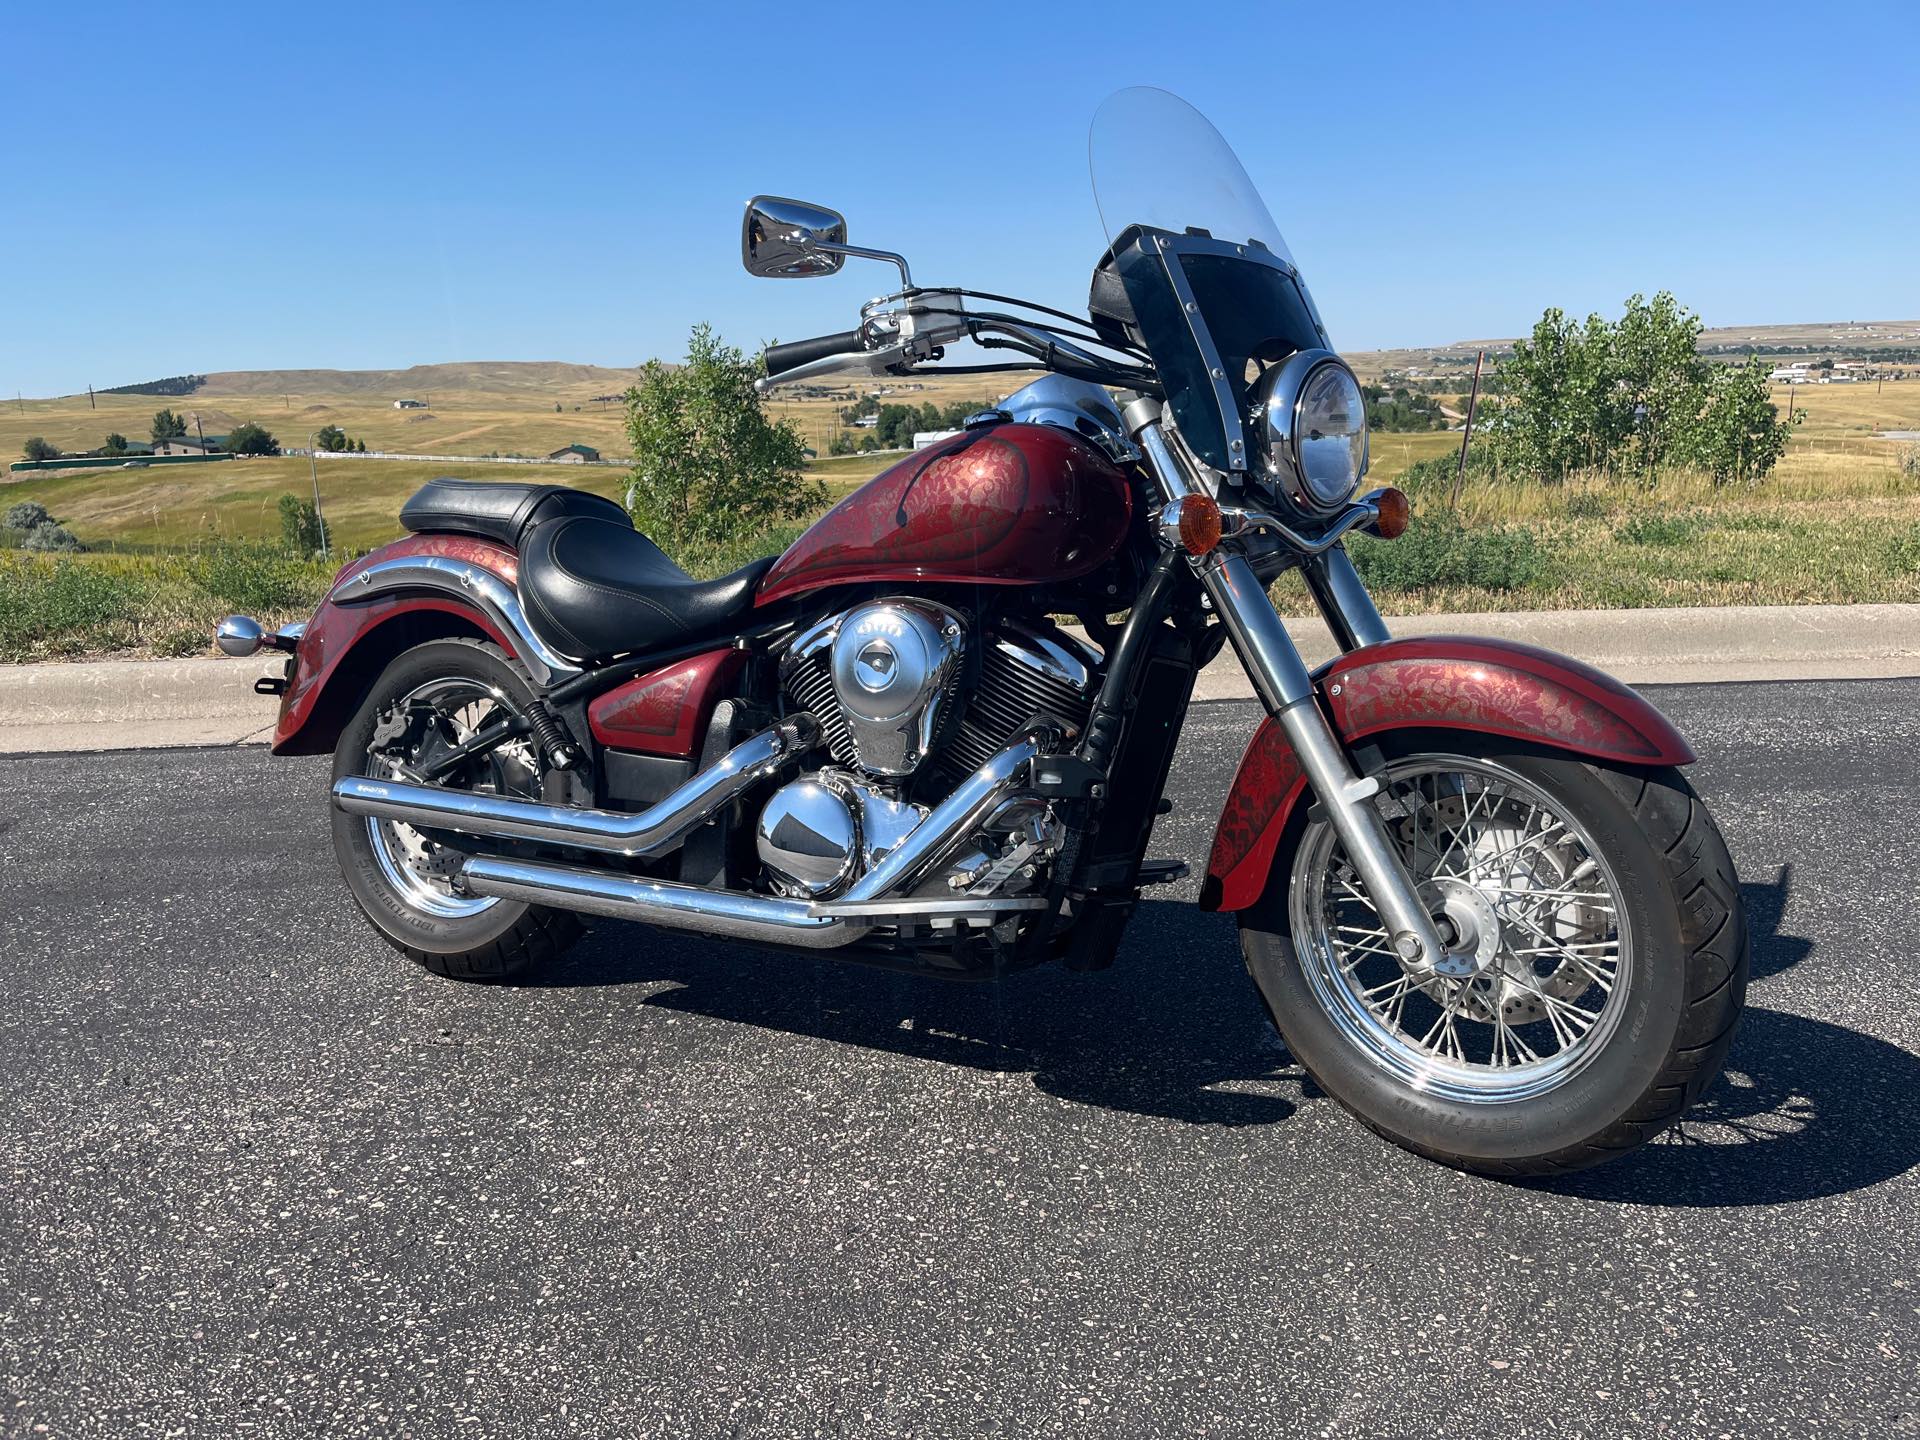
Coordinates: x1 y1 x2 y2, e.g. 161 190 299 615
224 421 281 456
22 521 83 552
0 556 145 659
1347 512 1548 592
153 625 209 658
22 437 61 462
189 543 317 612
1901 444 1920 483
5 500 52 532
1614 512 1702 547
1563 490 1611 520
276 493 332 556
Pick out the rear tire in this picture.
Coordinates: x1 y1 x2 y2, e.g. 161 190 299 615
1239 738 1747 1176
331 638 582 981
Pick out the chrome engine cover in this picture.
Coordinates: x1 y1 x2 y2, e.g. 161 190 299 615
755 769 926 899
784 599 965 778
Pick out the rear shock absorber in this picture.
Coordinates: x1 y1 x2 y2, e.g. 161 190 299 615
524 698 580 771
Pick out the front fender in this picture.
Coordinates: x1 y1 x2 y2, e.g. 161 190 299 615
1199 636 1695 912
271 534 521 755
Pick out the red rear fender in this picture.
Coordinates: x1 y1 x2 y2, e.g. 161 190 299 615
1200 636 1694 912
271 534 519 755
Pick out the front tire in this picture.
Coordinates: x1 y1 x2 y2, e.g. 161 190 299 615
331 638 582 981
1239 738 1747 1176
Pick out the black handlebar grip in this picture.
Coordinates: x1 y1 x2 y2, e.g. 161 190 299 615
764 329 865 377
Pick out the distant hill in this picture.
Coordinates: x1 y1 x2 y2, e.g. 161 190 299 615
1347 319 1920 380
187 360 648 399
71 320 1920 402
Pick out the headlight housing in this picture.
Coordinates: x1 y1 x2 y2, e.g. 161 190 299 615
1250 348 1369 517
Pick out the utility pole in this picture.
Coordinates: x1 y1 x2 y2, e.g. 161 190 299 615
87 384 96 410
1451 349 1485 510
307 431 332 562
193 412 205 448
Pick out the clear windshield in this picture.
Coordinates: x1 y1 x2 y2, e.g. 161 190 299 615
1089 87 1293 265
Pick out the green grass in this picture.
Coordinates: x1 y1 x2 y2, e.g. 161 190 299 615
0 545 337 663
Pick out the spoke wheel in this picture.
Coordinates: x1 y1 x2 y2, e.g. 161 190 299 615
331 638 582 982
1289 754 1632 1105
364 676 540 920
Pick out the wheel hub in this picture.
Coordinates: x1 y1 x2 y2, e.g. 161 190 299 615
1419 876 1500 979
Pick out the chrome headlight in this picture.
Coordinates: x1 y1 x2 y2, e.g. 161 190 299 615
1251 348 1369 516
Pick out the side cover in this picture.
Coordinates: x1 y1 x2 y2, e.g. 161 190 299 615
1200 636 1696 912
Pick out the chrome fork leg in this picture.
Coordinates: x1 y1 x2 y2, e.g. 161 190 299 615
1198 552 1447 974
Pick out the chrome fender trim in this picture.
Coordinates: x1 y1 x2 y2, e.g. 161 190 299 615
336 554 581 685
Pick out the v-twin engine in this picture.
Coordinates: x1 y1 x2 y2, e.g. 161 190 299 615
760 598 1100 904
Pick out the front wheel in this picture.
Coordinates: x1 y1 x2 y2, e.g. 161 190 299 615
1239 737 1748 1176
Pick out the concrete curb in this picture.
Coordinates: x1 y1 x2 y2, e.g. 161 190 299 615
3 602 1918 754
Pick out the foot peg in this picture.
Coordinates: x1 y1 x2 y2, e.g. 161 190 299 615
1137 858 1190 886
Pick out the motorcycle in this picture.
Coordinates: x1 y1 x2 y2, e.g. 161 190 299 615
218 88 1747 1175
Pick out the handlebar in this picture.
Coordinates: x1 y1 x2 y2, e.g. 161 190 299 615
764 329 866 377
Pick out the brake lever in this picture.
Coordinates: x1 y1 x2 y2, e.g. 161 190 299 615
753 341 917 393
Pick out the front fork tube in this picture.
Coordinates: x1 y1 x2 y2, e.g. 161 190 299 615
1196 553 1448 973
1123 405 1445 972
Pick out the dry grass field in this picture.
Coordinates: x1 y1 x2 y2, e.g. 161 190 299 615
4 362 1918 661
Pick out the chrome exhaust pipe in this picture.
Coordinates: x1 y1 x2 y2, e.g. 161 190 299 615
332 716 818 858
456 858 1045 949
451 731 1055 944
459 857 860 947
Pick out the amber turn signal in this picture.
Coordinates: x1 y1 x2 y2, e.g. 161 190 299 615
1175 494 1223 556
1369 487 1410 540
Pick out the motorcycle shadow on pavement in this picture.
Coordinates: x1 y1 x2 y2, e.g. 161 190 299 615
1540 867 1920 1208
542 899 1303 1130
539 869 1920 1206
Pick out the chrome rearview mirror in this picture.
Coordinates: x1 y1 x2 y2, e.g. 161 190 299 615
742 196 848 278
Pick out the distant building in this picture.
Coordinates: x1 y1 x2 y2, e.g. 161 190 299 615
393 398 428 409
153 435 222 455
545 443 601 464
913 430 960 450
850 416 878 428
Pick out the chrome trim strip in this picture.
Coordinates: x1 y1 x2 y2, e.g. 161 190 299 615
332 721 812 858
336 555 581 685
1148 232 1248 472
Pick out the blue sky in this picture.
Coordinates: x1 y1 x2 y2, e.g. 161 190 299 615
4 0 1915 396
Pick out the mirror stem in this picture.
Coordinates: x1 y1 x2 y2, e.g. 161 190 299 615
811 241 913 290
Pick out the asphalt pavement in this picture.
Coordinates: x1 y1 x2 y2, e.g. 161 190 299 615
2 680 1918 1438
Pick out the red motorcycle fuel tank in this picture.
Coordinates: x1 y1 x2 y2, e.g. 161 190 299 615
755 422 1133 607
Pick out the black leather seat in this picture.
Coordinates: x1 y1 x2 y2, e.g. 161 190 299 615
399 477 630 550
519 515 775 662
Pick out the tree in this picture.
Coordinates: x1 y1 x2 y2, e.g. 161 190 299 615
624 324 823 558
314 424 353 453
1612 292 1707 476
23 520 81 552
21 436 59 461
276 493 331 556
5 501 52 532
102 432 129 456
1691 356 1797 485
225 421 280 456
1484 291 1794 486
151 408 189 442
